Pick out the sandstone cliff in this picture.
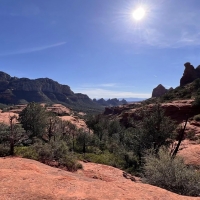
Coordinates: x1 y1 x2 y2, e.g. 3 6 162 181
0 71 101 112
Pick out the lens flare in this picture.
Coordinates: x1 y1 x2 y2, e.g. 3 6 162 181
132 7 145 20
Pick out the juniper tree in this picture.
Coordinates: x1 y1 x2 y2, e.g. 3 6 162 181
19 102 48 140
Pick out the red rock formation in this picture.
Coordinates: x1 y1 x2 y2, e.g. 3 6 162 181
180 62 198 86
103 100 198 125
152 84 168 97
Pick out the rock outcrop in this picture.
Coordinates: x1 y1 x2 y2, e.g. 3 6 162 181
180 62 200 86
103 100 199 125
152 84 168 97
180 62 197 86
0 104 88 130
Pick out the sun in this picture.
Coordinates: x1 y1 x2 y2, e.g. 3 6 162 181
132 7 146 21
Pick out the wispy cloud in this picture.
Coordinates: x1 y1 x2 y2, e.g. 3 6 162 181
98 83 117 87
141 28 200 48
79 83 118 89
73 87 150 99
0 42 66 56
81 83 136 89
112 1 200 49
129 17 200 49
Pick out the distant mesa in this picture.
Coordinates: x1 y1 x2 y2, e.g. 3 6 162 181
93 98 127 106
152 84 168 97
180 62 200 86
122 98 147 102
0 71 101 112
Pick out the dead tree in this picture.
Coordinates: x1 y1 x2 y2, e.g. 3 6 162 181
9 115 17 156
171 115 188 159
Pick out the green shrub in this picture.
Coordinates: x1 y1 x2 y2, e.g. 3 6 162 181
0 145 10 157
31 140 81 171
31 140 69 162
80 151 125 168
179 88 190 98
184 93 192 99
161 93 175 101
0 103 7 110
124 152 139 170
59 154 82 171
34 143 53 161
193 78 200 89
50 140 69 160
193 114 200 121
192 96 200 108
186 131 198 141
143 147 200 196
14 146 38 160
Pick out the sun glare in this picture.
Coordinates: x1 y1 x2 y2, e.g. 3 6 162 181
132 7 146 21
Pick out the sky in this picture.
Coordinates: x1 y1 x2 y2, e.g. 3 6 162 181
1 0 200 99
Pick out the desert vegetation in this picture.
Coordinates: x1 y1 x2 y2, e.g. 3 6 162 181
144 148 200 196
0 102 199 196
0 102 83 171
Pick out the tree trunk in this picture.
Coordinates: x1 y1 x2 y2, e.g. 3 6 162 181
9 117 14 156
171 116 188 159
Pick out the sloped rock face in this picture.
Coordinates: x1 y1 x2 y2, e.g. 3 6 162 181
178 140 200 166
0 71 98 109
152 84 168 97
0 157 199 200
180 62 199 86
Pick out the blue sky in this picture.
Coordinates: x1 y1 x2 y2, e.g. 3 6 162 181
1 0 200 99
